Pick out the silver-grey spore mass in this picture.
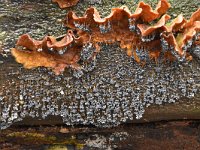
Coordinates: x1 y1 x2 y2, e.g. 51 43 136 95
0 43 200 129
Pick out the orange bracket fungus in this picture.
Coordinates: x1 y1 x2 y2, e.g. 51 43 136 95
52 0 79 8
11 30 83 75
11 0 200 75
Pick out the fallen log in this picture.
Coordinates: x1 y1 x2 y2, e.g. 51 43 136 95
0 0 200 130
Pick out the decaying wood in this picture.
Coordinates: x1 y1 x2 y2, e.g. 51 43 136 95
0 0 200 129
1 121 200 149
0 0 200 149
0 52 200 127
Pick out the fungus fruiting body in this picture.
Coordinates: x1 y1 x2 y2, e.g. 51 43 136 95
12 0 200 75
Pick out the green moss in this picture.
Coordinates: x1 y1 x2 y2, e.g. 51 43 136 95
6 132 84 149
53 138 84 150
165 21 173 27
7 132 44 138
0 137 5 143
0 30 6 41
176 33 184 47
46 145 68 150
7 132 57 143
46 144 84 150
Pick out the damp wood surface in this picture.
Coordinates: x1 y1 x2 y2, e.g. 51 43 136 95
1 48 200 126
0 0 200 127
0 0 200 125
1 121 200 149
0 0 200 149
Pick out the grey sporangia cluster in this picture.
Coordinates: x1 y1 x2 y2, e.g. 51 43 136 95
1 39 200 129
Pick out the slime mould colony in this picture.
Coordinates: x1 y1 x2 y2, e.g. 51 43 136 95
11 0 200 75
1 0 200 129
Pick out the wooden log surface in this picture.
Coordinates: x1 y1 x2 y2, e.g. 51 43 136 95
1 121 200 150
1 1 200 149
1 46 200 127
0 0 200 128
0 1 200 125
